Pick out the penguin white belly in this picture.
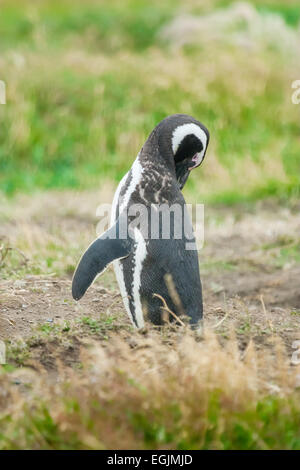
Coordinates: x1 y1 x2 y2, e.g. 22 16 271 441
110 157 146 328
131 228 146 328
113 259 133 324
110 171 133 325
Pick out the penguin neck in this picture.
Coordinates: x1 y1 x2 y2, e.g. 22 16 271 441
140 128 176 178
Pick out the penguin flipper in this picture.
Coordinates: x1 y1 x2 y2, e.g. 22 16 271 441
72 220 133 301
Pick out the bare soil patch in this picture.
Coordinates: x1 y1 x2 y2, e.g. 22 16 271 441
0 191 299 360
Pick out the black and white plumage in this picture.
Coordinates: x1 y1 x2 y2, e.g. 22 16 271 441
72 114 209 328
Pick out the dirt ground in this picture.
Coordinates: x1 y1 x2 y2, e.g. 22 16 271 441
0 191 299 361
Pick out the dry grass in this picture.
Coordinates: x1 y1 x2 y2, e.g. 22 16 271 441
0 328 299 450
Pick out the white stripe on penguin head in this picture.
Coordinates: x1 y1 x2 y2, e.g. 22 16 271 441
171 123 208 163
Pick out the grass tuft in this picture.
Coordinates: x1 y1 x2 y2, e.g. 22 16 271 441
0 330 299 450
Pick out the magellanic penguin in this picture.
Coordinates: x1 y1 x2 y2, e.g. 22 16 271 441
72 114 209 328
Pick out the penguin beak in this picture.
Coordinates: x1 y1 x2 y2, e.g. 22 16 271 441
175 160 190 189
176 152 206 189
188 153 202 170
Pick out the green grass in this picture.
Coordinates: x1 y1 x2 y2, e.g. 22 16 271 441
0 0 299 202
80 315 122 336
261 235 300 267
21 395 300 450
0 0 176 53
257 4 300 26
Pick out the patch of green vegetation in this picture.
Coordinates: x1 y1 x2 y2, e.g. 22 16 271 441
257 4 300 27
0 0 176 53
125 393 300 450
275 245 300 268
206 182 300 206
37 321 70 336
0 0 299 203
0 260 53 280
0 386 299 450
19 406 80 450
237 320 252 335
80 315 122 336
291 310 300 316
260 236 300 267
80 316 103 334
215 0 300 27
262 235 296 250
0 363 17 373
34 321 73 339
266 241 300 268
6 340 31 366
0 236 85 280
202 260 237 272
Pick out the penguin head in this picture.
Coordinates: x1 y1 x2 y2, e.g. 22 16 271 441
155 114 210 189
172 121 209 189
